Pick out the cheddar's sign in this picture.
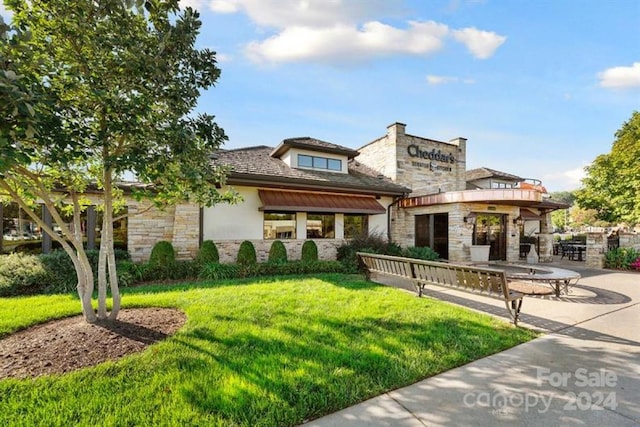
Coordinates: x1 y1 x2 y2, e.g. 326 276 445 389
407 144 455 163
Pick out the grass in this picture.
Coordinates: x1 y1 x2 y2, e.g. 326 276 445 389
0 274 537 426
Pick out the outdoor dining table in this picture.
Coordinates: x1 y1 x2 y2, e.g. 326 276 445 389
501 264 581 297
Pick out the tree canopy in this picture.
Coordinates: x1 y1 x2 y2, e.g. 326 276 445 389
1 0 237 322
575 111 640 226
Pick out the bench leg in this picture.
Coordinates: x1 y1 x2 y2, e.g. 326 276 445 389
506 299 523 326
415 282 424 297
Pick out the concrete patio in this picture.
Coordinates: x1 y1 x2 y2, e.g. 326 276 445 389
303 261 640 426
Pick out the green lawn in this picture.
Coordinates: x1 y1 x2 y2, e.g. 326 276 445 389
0 274 537 426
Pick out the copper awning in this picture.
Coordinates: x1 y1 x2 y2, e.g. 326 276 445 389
258 190 386 214
520 208 542 220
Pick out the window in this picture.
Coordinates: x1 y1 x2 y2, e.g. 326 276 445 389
264 213 296 239
491 181 513 189
298 155 313 168
306 214 335 239
344 215 367 239
297 154 342 171
327 159 341 171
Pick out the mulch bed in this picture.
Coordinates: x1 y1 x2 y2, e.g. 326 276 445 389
0 308 186 380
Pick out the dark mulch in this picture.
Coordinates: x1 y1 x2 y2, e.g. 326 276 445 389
0 308 186 380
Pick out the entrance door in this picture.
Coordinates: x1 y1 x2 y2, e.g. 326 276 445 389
415 213 449 259
473 214 506 261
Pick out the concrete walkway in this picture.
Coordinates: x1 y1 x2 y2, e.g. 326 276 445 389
304 261 640 426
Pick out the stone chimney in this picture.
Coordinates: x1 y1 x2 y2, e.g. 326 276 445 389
387 122 406 140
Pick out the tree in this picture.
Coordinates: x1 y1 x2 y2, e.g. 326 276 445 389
1 0 237 322
549 191 575 231
575 112 640 225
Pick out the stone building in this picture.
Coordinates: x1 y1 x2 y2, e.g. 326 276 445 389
3 121 568 263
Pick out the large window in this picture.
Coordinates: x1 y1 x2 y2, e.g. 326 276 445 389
307 214 335 238
298 154 342 171
344 215 368 239
264 213 296 239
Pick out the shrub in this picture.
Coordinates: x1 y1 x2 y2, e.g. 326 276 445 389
237 240 257 266
196 240 219 264
140 260 199 282
198 260 347 281
0 253 49 296
149 241 175 266
604 247 640 270
116 261 144 287
403 246 440 261
39 249 131 293
268 240 288 263
199 263 240 281
301 240 318 262
337 231 403 272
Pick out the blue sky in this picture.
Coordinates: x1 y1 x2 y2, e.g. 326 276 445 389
2 1 639 191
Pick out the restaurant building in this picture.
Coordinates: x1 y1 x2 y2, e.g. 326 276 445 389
2 122 567 263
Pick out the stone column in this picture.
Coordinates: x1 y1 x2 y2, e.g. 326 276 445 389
586 232 606 268
537 213 553 262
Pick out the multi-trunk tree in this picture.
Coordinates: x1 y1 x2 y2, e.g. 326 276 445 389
1 0 237 322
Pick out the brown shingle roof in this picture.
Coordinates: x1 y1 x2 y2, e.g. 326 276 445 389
213 146 410 196
466 167 523 182
271 137 360 159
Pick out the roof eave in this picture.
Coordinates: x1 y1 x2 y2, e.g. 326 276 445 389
226 173 410 197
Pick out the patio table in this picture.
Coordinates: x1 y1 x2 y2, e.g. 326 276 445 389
500 264 581 297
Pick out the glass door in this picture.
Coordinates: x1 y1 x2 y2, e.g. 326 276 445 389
473 214 506 261
415 213 448 259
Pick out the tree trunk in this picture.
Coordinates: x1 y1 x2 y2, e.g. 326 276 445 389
98 166 121 321
0 178 97 322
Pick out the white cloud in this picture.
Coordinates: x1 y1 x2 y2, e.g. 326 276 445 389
206 0 394 28
598 62 640 89
209 0 240 13
543 165 587 191
208 0 506 64
179 0 207 10
216 53 233 62
246 21 449 64
426 75 475 85
452 27 506 59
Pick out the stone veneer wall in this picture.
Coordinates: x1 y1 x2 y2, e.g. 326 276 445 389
585 232 640 268
391 202 522 263
358 123 466 197
215 239 343 263
128 201 200 262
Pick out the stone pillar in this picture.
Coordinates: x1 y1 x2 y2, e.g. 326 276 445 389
586 232 606 268
537 213 553 262
171 203 201 260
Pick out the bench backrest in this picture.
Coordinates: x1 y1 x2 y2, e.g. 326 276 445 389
357 252 510 299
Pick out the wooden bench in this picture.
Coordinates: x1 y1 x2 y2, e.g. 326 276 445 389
357 252 525 326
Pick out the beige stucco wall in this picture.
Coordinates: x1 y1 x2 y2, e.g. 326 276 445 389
127 186 393 262
203 186 263 241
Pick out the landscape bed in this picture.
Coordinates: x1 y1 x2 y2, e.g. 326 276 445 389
0 274 537 426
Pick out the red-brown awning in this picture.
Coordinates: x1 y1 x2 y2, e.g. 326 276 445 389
258 190 386 214
520 208 542 220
